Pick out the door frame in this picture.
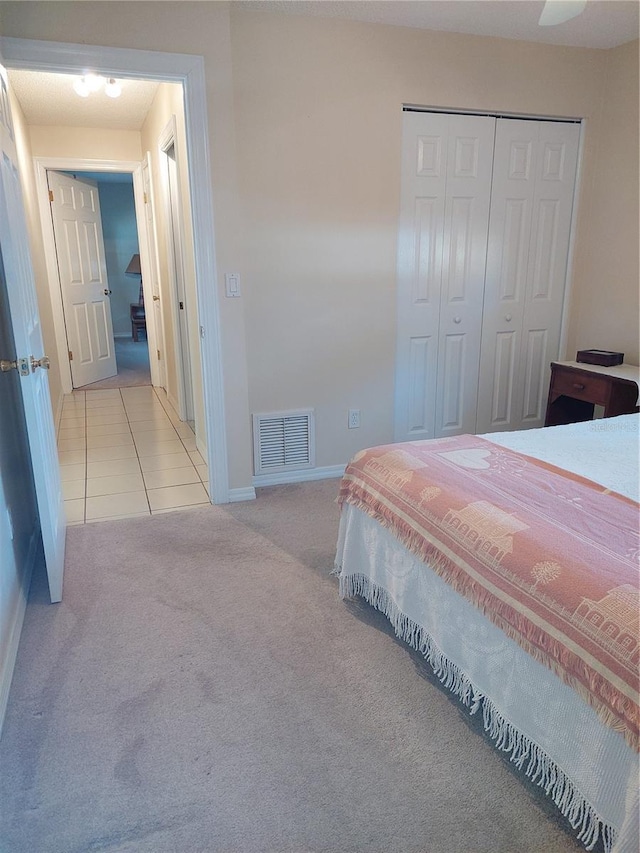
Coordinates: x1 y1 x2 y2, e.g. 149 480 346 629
0 36 230 503
158 115 194 423
35 158 159 390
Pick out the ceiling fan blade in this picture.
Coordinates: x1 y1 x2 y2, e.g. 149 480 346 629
538 0 587 26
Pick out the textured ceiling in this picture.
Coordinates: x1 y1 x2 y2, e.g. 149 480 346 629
246 0 639 50
7 71 161 131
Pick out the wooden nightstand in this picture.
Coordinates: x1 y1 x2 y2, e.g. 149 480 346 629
544 361 640 427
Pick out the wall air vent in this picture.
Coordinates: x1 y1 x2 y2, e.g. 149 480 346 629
252 409 315 476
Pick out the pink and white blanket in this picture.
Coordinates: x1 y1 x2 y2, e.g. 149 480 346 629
338 434 640 750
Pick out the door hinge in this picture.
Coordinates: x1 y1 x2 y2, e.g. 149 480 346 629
157 349 161 360
144 192 148 204
68 350 73 361
49 189 54 203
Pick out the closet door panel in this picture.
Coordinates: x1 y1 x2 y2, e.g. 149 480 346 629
518 122 580 428
476 120 536 433
395 112 448 441
521 328 549 422
477 119 580 433
434 114 495 438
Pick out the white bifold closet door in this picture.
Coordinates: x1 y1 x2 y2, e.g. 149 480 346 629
395 111 579 442
394 111 495 441
476 119 580 433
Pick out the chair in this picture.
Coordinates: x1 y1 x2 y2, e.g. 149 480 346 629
130 301 146 341
127 255 146 341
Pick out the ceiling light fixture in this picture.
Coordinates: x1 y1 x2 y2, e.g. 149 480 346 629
72 73 121 99
538 0 587 27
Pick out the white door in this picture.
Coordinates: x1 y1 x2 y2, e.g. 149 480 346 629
142 153 165 387
0 62 65 602
434 115 495 438
476 119 580 433
395 111 495 441
48 170 117 388
164 142 194 422
395 111 447 442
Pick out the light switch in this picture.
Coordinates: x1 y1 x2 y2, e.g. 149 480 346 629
225 272 240 298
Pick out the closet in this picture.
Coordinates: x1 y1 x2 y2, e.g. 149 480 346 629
394 110 580 442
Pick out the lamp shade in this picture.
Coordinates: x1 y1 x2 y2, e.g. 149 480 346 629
125 253 141 275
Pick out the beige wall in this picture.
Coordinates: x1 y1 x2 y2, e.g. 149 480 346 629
1 2 638 488
230 7 632 465
28 126 141 161
565 39 639 363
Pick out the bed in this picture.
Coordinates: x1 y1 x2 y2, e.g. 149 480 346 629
334 414 639 853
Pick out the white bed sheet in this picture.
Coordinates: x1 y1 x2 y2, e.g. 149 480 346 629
487 413 639 503
335 414 639 853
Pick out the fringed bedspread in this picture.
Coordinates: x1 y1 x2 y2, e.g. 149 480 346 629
337 434 640 751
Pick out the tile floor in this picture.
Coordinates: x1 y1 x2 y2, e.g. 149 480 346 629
58 386 210 524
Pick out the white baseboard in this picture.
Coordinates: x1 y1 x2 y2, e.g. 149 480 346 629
228 486 257 503
0 530 39 737
196 434 207 462
54 389 64 432
252 464 345 489
167 390 181 419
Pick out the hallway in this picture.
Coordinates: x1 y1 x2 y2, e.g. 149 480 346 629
57 385 209 524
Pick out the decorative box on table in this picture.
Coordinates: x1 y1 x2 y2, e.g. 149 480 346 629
576 350 624 367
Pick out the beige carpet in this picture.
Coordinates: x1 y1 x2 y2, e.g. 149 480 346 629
0 480 586 852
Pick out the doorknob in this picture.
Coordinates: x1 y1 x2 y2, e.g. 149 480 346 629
30 355 51 372
104 288 112 296
505 314 513 322
1 357 32 376
453 316 462 324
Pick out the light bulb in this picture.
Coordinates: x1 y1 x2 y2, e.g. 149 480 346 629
104 78 122 99
73 77 90 97
85 72 104 92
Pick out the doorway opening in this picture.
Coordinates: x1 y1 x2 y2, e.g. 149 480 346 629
48 168 152 392
2 38 231 504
